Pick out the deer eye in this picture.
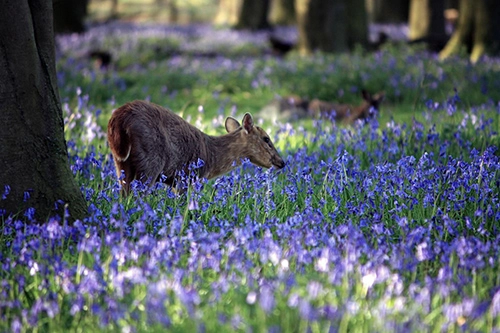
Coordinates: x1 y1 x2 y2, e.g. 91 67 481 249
263 137 271 144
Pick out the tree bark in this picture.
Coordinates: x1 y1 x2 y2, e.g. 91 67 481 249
368 0 409 23
110 0 119 20
235 0 271 30
269 0 296 25
0 0 87 222
296 0 367 54
214 0 242 26
408 0 445 48
439 0 500 62
346 0 368 49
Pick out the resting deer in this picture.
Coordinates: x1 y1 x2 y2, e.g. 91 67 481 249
257 94 310 122
308 90 385 123
107 100 285 194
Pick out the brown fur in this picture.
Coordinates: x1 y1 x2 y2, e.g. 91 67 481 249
107 100 285 194
308 90 385 123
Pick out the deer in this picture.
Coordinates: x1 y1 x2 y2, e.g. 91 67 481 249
257 94 310 122
307 90 385 124
107 100 286 195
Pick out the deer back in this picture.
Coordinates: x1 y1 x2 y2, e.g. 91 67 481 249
309 90 385 123
108 101 213 192
308 99 353 120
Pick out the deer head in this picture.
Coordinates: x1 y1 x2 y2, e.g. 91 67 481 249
225 113 286 170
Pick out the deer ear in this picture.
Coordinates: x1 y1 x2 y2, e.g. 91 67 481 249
225 117 241 133
242 113 254 133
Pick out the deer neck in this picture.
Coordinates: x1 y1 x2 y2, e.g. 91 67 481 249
200 130 246 179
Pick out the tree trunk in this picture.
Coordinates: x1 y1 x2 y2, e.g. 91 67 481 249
235 0 271 30
269 0 296 25
439 0 500 63
408 0 445 41
214 0 242 26
369 0 409 23
296 0 367 54
346 0 368 49
0 0 87 222
110 0 119 20
53 0 89 33
295 0 311 54
446 0 458 9
167 0 179 23
409 0 431 40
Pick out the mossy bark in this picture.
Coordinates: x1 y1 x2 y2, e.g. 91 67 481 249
0 0 88 223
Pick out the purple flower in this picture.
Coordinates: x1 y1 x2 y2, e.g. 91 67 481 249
259 285 275 314
2 185 10 200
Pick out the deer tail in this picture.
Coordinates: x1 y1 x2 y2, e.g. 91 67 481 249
107 116 132 162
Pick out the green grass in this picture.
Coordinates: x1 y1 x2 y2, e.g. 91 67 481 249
1 24 500 332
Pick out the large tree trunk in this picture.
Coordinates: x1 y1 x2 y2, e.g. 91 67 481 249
439 0 500 63
269 0 296 25
235 0 271 30
53 0 89 33
0 0 87 222
296 0 367 54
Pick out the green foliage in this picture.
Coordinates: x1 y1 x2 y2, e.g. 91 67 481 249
3 25 500 332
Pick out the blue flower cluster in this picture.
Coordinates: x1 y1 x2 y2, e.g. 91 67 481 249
2 110 499 331
1 22 500 332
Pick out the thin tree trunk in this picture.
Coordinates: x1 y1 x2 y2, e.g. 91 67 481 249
167 0 179 23
0 0 87 222
110 0 119 19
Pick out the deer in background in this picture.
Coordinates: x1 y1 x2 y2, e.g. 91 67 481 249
258 90 384 124
257 94 310 122
107 100 286 194
308 90 385 123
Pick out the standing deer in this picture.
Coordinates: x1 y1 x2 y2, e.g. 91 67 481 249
107 100 286 194
308 90 385 123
